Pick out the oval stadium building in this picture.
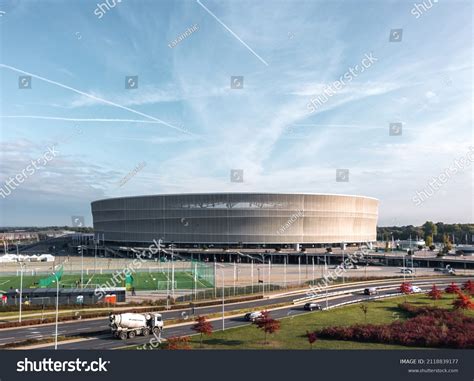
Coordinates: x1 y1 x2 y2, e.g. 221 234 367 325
91 193 379 247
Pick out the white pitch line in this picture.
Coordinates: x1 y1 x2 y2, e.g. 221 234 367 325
0 63 192 136
196 0 269 66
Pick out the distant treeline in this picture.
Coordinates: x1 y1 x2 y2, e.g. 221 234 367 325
377 222 474 244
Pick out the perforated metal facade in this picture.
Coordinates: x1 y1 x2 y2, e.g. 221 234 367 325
91 193 378 245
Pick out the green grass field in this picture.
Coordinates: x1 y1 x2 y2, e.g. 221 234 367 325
0 270 213 292
186 294 473 349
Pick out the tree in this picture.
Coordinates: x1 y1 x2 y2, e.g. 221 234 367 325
165 336 191 350
306 331 317 349
445 282 460 294
359 304 369 322
462 280 474 295
427 284 442 302
425 235 433 247
422 221 437 242
191 315 213 348
452 291 474 310
399 282 412 294
442 234 452 253
254 311 281 345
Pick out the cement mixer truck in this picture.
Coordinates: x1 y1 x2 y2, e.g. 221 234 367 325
109 312 163 340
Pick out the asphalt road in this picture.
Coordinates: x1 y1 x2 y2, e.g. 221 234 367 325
5 276 467 350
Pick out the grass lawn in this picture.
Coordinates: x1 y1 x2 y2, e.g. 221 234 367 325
0 271 213 292
187 294 473 350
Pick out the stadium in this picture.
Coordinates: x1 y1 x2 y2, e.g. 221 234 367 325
91 193 379 248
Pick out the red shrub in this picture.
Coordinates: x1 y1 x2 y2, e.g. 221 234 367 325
462 280 474 295
316 307 474 349
166 336 190 350
306 331 317 348
445 282 460 294
399 282 412 295
452 292 474 310
428 284 442 300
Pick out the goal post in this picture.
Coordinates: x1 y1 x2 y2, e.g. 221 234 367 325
156 280 177 290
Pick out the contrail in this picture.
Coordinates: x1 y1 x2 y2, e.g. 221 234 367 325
196 0 269 66
0 63 192 135
1 115 170 124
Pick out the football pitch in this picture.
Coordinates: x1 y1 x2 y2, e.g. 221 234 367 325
0 271 213 292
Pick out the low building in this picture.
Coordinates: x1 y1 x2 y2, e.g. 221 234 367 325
1 287 126 306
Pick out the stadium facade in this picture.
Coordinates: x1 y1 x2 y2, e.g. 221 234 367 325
91 193 379 248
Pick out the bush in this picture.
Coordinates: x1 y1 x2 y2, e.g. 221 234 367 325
316 306 474 349
445 283 461 294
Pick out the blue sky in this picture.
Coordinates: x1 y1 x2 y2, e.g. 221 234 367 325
0 0 472 226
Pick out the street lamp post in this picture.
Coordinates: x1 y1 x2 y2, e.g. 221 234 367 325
268 258 271 292
52 272 60 350
251 260 254 294
324 258 329 309
298 256 301 285
77 245 83 288
214 263 226 331
221 268 225 331
18 262 26 323
342 242 345 284
403 250 407 282
170 244 175 299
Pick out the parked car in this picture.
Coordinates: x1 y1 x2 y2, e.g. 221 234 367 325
244 311 264 322
364 287 378 295
303 302 322 311
400 268 414 274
